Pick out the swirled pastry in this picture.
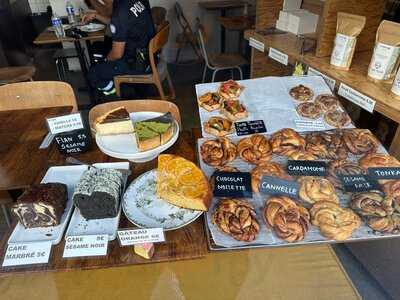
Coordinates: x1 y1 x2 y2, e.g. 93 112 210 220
251 162 293 193
200 137 237 167
204 116 234 137
383 180 400 213
305 131 348 160
212 199 260 242
359 153 400 170
286 149 317 161
343 129 379 155
296 102 322 119
310 201 361 241
324 110 351 128
327 160 365 188
218 79 243 99
298 177 339 204
315 94 339 112
215 166 240 172
237 134 272 164
197 92 222 111
263 196 310 242
270 128 306 155
289 85 314 101
367 214 400 233
350 191 394 217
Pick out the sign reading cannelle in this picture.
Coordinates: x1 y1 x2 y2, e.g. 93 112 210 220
2 241 52 267
339 175 380 193
287 160 328 177
259 176 299 197
368 167 400 180
63 235 108 258
213 172 252 198
117 228 165 247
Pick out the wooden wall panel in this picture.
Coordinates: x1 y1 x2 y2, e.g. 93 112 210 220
250 48 292 79
255 0 283 30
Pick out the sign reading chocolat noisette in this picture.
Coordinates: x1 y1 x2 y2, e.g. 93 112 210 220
259 176 299 197
213 172 252 198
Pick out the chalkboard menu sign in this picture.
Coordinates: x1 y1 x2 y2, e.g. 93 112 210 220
213 172 252 198
287 160 328 176
339 175 380 193
368 167 400 180
234 120 267 136
54 129 91 155
259 176 299 198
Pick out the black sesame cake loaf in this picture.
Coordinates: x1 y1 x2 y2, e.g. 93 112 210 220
72 168 123 220
11 183 67 228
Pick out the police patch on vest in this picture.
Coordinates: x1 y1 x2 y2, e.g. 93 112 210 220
130 1 145 17
110 24 116 34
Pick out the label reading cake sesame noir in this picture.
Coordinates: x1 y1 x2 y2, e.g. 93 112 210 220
339 175 380 193
259 176 299 197
287 160 328 177
213 172 252 198
63 235 108 258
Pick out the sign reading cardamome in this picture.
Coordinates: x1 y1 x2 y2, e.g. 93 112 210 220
259 176 299 197
287 160 328 176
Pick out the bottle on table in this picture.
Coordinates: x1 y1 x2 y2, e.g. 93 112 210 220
51 13 65 38
66 0 76 25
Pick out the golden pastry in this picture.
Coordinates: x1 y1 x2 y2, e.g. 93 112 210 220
367 214 400 233
270 128 306 155
350 191 394 217
204 116 234 137
218 79 243 99
296 102 322 119
383 180 400 213
212 199 260 242
251 162 293 193
237 134 272 164
327 160 365 188
315 94 339 112
220 99 248 121
343 129 379 155
324 110 351 128
289 84 314 101
197 92 222 111
263 196 310 242
286 149 317 161
310 201 361 241
298 177 339 204
359 153 400 170
305 131 348 160
200 137 237 167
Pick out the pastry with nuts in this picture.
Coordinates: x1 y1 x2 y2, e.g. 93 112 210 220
315 94 339 112
296 102 322 119
324 110 351 128
289 85 314 101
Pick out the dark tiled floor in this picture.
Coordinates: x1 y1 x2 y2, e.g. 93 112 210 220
0 47 392 299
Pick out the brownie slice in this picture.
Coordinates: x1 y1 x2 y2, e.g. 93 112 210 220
11 183 67 228
73 168 123 220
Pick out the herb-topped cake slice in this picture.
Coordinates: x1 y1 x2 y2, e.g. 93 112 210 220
134 112 176 151
95 106 135 135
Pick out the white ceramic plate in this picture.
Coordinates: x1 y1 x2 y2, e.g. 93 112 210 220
122 170 203 231
65 162 130 241
8 166 79 245
79 23 105 32
95 112 179 163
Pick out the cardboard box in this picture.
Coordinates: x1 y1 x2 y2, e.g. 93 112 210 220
283 0 302 11
287 11 319 35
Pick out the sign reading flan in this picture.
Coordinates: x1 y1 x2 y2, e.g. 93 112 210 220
94 106 134 135
156 154 212 211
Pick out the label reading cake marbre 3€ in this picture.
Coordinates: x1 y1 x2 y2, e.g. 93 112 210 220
2 241 52 267
117 228 165 246
63 235 108 258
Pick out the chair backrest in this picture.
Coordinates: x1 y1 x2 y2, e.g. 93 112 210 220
151 6 167 32
0 81 78 112
174 2 193 36
197 26 211 68
88 100 182 132
149 22 170 55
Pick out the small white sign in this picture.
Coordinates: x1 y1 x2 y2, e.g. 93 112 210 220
249 37 265 52
117 228 165 246
307 67 337 91
46 113 84 135
295 119 326 130
2 241 52 267
63 235 108 258
268 47 288 65
338 83 376 113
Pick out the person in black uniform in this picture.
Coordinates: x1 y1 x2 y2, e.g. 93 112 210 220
87 0 155 97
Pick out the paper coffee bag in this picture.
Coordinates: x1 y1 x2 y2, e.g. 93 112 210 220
330 13 366 70
391 67 400 98
368 20 400 81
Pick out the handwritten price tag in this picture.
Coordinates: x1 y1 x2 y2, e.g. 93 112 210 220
46 113 84 135
117 228 165 246
2 241 52 267
268 47 288 65
249 38 265 52
63 235 108 258
338 83 376 113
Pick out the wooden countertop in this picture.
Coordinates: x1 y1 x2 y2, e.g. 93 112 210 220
34 29 105 45
198 0 248 10
244 30 400 124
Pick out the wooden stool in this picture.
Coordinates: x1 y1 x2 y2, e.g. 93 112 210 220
0 66 36 85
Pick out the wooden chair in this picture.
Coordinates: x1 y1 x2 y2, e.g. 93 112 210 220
174 2 202 63
151 6 167 32
89 100 182 132
0 81 78 112
198 25 247 83
0 66 36 85
114 24 176 100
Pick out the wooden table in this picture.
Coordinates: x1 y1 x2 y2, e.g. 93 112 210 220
218 15 254 55
199 1 248 53
244 30 400 158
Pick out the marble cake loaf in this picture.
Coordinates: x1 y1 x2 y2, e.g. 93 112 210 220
72 168 123 220
11 183 67 228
